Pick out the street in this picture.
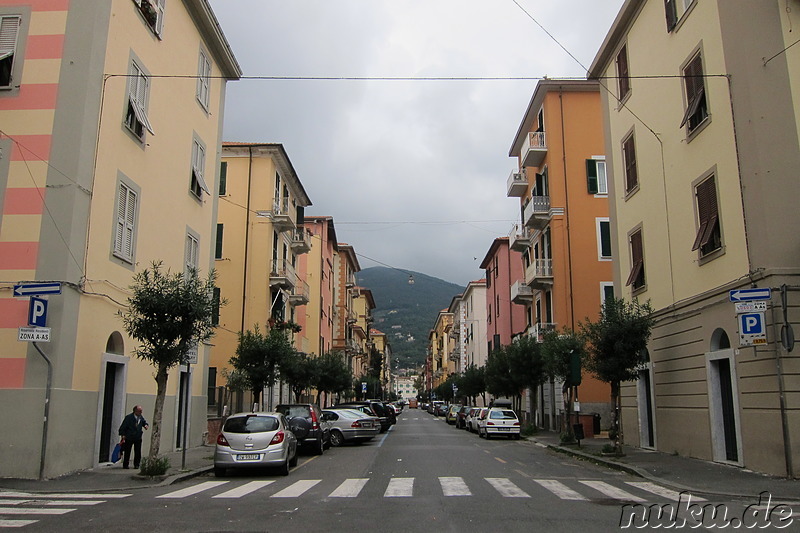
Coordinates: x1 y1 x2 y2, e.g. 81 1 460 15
4 410 768 532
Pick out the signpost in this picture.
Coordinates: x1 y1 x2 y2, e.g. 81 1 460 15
731 288 770 347
729 288 771 302
18 327 51 342
739 312 767 346
13 282 62 297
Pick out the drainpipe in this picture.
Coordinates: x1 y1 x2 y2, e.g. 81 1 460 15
32 342 52 480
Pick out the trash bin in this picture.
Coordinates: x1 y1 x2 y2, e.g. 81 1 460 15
572 423 585 441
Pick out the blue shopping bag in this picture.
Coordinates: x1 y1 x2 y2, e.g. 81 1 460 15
111 442 122 463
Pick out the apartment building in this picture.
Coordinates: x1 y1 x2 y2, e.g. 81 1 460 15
428 309 454 389
0 0 240 478
212 143 312 411
297 216 337 358
588 0 800 477
479 237 527 351
507 79 613 428
332 242 360 373
350 286 376 380
450 279 488 372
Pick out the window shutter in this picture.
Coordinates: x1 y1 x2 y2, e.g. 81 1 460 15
692 177 719 251
116 183 136 261
586 159 598 194
665 0 678 32
626 230 644 287
680 56 705 128
215 224 223 259
623 135 638 192
616 45 630 98
600 221 612 258
0 16 20 56
218 161 227 195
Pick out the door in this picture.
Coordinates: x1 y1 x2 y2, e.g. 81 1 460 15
98 362 123 462
716 359 738 462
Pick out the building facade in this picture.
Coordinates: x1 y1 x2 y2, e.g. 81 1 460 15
297 216 337 358
479 238 527 351
589 0 800 477
0 0 240 478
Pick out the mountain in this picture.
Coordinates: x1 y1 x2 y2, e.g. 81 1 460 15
356 267 464 369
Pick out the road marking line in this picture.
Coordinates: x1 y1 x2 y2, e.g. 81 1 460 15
271 479 321 498
439 477 471 497
494 457 507 464
625 481 706 502
212 480 274 498
0 492 130 499
513 469 530 478
157 481 229 499
0 519 37 527
580 480 646 502
0 508 74 515
377 425 394 448
533 479 588 501
485 478 530 498
384 478 414 497
0 499 103 506
329 478 369 498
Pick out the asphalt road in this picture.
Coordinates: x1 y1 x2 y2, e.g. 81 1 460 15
10 410 759 532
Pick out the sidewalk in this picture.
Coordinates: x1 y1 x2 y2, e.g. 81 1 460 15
531 430 800 501
0 445 215 494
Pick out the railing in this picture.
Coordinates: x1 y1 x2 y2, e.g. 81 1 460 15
530 322 557 342
506 170 528 196
290 280 309 302
524 131 546 151
271 258 297 286
509 224 532 251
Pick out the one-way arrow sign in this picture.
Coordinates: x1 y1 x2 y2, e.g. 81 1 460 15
13 282 62 297
729 288 771 302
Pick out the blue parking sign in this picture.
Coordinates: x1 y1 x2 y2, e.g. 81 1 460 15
28 296 48 327
739 312 766 346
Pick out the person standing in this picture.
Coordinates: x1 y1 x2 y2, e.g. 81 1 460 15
118 405 149 469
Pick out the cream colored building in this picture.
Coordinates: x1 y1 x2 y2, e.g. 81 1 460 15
0 0 240 478
589 0 800 477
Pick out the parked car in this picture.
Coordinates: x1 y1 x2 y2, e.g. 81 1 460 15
214 412 298 477
380 401 398 425
478 407 521 439
321 408 380 446
433 402 447 416
455 405 471 429
275 403 330 455
445 404 462 425
331 401 390 432
468 408 487 433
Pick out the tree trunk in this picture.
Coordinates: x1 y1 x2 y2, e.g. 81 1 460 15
149 364 169 461
611 381 621 453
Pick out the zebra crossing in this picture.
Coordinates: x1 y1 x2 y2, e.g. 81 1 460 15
0 491 130 529
151 476 708 503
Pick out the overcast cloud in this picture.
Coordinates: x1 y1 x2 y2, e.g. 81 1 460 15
208 0 624 286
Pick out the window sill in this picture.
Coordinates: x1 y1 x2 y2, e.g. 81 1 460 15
624 184 640 202
698 245 725 266
672 0 699 34
616 90 632 111
631 284 647 297
686 114 711 143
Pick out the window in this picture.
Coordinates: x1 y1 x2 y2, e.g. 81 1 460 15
125 60 154 141
586 158 607 195
626 228 645 290
212 288 221 326
601 283 615 304
218 162 227 195
185 232 199 274
597 219 612 259
622 133 638 194
665 0 694 32
692 176 721 256
616 44 630 101
190 138 210 197
0 15 21 89
132 0 165 36
196 48 211 109
680 53 708 133
114 182 138 263
215 224 223 259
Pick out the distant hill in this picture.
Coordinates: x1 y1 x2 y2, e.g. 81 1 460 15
356 267 464 369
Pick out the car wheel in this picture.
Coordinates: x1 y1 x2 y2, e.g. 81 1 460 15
314 436 324 455
279 460 290 476
330 430 344 447
514 434 521 440
213 466 226 477
289 448 298 467
485 431 491 440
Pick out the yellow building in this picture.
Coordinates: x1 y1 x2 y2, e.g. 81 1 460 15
589 0 800 477
428 310 454 389
211 143 312 412
0 0 240 478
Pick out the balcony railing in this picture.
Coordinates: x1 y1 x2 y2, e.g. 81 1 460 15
506 169 528 197
521 131 547 168
288 279 309 305
508 224 532 252
511 280 533 304
530 322 557 342
523 195 552 230
269 258 296 289
525 258 553 290
271 197 295 232
290 228 311 254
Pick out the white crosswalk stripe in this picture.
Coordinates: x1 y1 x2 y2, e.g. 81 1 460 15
0 519 38 528
0 492 124 529
0 508 74 515
384 478 414 497
439 477 471 496
213 480 274 498
0 499 103 506
485 478 530 498
271 480 321 498
625 481 706 502
580 480 646 502
329 478 369 498
0 492 129 499
157 481 229 499
534 479 588 501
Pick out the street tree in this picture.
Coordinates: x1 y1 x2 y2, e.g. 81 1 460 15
119 261 219 462
506 335 546 416
459 364 486 406
484 348 516 401
541 328 587 441
581 296 655 453
230 325 294 408
314 351 352 404
280 351 316 402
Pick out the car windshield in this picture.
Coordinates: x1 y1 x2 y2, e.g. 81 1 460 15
489 410 517 420
223 415 279 433
277 406 311 418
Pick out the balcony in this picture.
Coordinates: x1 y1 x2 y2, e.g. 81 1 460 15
508 224 532 252
521 131 547 168
523 195 552 230
288 280 309 305
525 258 554 290
347 309 357 324
511 280 533 304
290 228 311 254
345 274 356 288
271 197 295 232
530 322 557 342
506 169 528 197
269 258 296 290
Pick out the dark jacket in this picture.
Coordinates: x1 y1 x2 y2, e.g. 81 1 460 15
119 412 148 441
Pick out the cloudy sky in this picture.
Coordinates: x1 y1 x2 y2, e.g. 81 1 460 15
207 0 624 287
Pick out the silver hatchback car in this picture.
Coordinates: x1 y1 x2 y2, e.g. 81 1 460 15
214 412 298 477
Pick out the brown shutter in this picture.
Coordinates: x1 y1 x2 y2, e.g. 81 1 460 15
626 230 644 287
623 135 638 192
616 45 630 98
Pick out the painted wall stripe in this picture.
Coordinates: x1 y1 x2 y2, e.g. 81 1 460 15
0 84 59 110
24 34 65 60
0 299 28 328
0 359 26 389
0 0 70 10
0 242 39 270
10 135 51 161
3 188 45 215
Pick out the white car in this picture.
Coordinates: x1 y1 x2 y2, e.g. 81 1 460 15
479 408 521 439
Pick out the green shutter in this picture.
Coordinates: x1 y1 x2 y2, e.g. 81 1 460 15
215 224 223 259
600 221 612 258
586 159 598 194
218 161 227 195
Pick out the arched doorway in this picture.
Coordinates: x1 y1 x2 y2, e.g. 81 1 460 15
706 328 742 464
97 333 128 463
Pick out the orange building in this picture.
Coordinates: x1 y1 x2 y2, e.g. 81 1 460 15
507 79 613 430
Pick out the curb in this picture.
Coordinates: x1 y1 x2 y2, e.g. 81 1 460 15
157 465 214 487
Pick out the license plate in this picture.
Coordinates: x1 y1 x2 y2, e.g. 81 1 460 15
363 422 372 428
497 427 510 431
238 454 260 461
